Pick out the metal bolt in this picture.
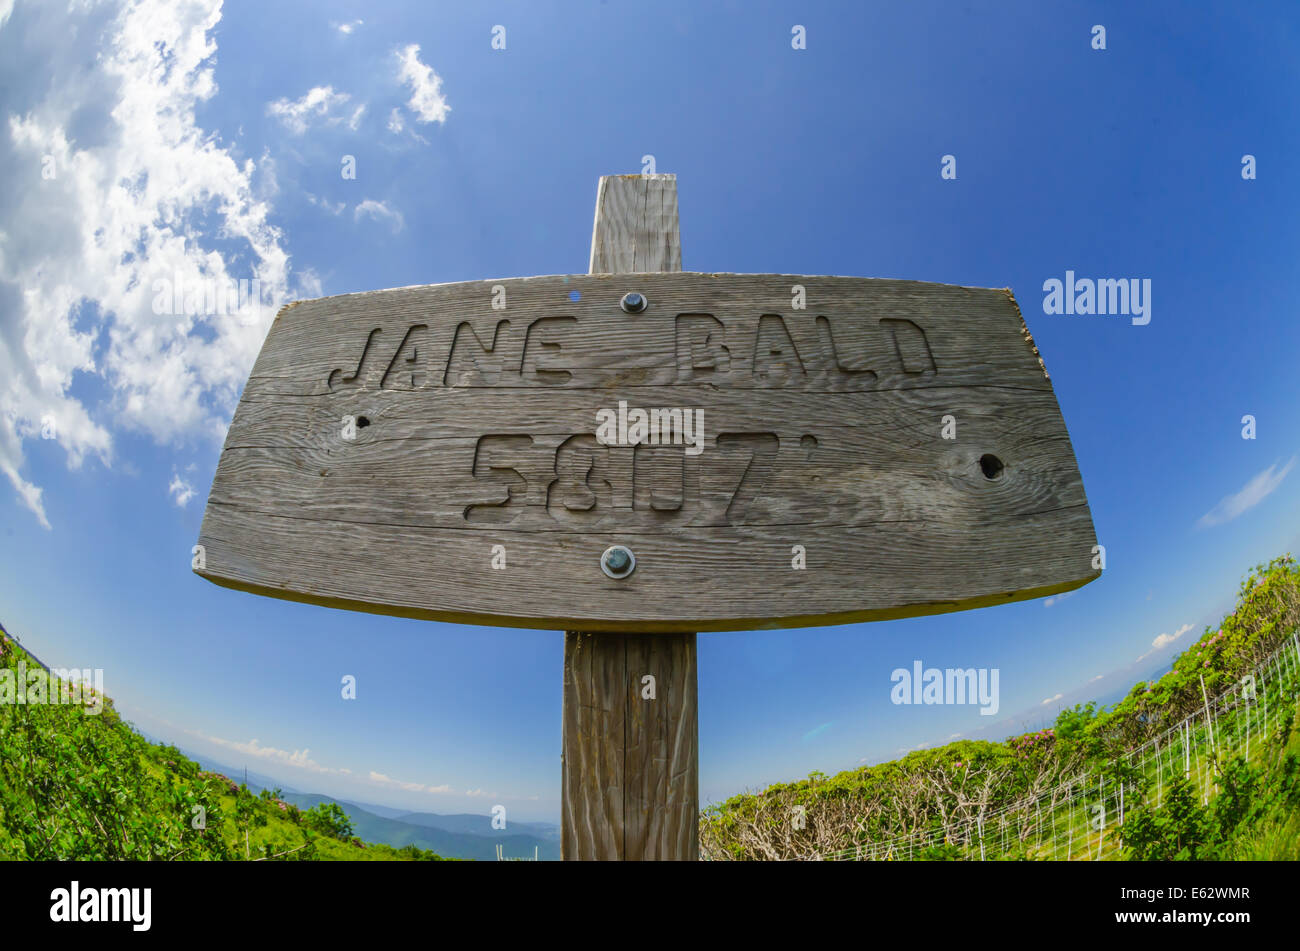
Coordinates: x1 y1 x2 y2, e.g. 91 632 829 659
601 545 636 579
620 292 647 314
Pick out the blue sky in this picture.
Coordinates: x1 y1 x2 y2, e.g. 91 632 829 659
1 0 1298 823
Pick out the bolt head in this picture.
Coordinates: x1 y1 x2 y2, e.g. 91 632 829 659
620 292 647 314
601 545 636 579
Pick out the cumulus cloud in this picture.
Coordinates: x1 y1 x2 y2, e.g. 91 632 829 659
1138 622 1194 661
266 85 363 134
1198 458 1295 528
1040 693 1063 705
0 0 308 527
333 18 363 35
354 198 404 233
395 44 450 124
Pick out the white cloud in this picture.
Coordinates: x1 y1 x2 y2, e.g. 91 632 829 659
0 0 302 526
1090 674 1103 682
266 85 362 134
354 198 404 233
1138 622 1193 661
367 770 452 794
167 470 195 507
0 0 14 31
195 733 351 775
333 18 363 35
305 193 346 216
186 731 466 792
295 268 324 301
387 108 404 134
1040 693 1063 705
0 447 49 528
395 44 450 124
1198 457 1295 528
1044 590 1075 608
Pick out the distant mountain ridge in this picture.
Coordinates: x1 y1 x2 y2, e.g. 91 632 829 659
281 794 559 860
393 810 558 840
172 747 557 859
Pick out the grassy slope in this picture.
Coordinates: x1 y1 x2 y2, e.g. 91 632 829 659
0 631 447 860
701 554 1300 860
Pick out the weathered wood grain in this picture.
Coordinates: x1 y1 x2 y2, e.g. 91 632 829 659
564 174 697 862
560 631 699 860
204 389 1084 534
197 502 1094 631
589 174 681 273
561 630 624 859
194 270 1099 631
622 633 697 860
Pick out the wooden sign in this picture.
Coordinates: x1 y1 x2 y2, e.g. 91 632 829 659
195 271 1099 633
194 174 1101 861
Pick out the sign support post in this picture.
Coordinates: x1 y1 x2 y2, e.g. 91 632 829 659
562 174 698 861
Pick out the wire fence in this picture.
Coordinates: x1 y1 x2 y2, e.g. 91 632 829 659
819 631 1300 861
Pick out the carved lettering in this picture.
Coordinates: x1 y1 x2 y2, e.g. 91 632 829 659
882 318 937 378
520 316 576 385
546 435 625 527
634 444 693 515
464 435 534 524
332 312 939 390
675 313 732 383
691 432 779 526
380 324 430 390
445 319 514 386
815 316 878 389
328 328 383 391
465 430 784 528
752 315 806 386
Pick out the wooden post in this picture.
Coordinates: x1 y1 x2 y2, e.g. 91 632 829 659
561 174 699 860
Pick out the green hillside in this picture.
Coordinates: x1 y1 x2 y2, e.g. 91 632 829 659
6 556 1297 862
0 629 449 861
701 555 1300 860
